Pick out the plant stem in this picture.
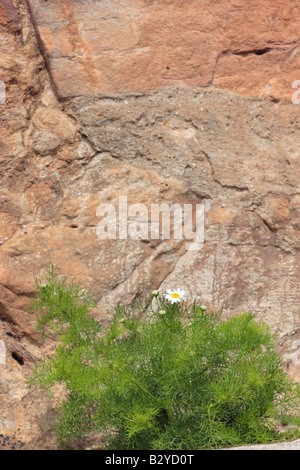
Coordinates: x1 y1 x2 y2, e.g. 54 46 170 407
127 374 160 404
164 318 175 424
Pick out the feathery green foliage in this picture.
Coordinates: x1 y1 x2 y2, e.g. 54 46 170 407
27 268 300 449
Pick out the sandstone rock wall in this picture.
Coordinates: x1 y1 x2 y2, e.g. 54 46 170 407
0 0 299 449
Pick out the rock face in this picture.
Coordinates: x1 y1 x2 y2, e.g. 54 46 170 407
27 0 300 100
0 0 299 450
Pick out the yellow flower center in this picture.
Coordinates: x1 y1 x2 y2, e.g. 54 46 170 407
171 293 180 298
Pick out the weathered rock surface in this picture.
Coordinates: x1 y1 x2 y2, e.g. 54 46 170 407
0 0 20 32
0 0 299 450
27 0 300 100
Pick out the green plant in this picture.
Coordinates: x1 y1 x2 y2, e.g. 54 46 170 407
27 268 300 450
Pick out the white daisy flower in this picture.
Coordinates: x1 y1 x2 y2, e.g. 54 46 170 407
164 288 187 304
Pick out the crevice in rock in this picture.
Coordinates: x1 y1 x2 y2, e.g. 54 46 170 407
201 150 249 193
24 0 62 103
211 41 300 86
254 212 277 233
11 351 25 366
233 48 273 57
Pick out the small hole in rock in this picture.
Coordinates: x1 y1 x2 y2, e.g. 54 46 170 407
11 352 24 366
